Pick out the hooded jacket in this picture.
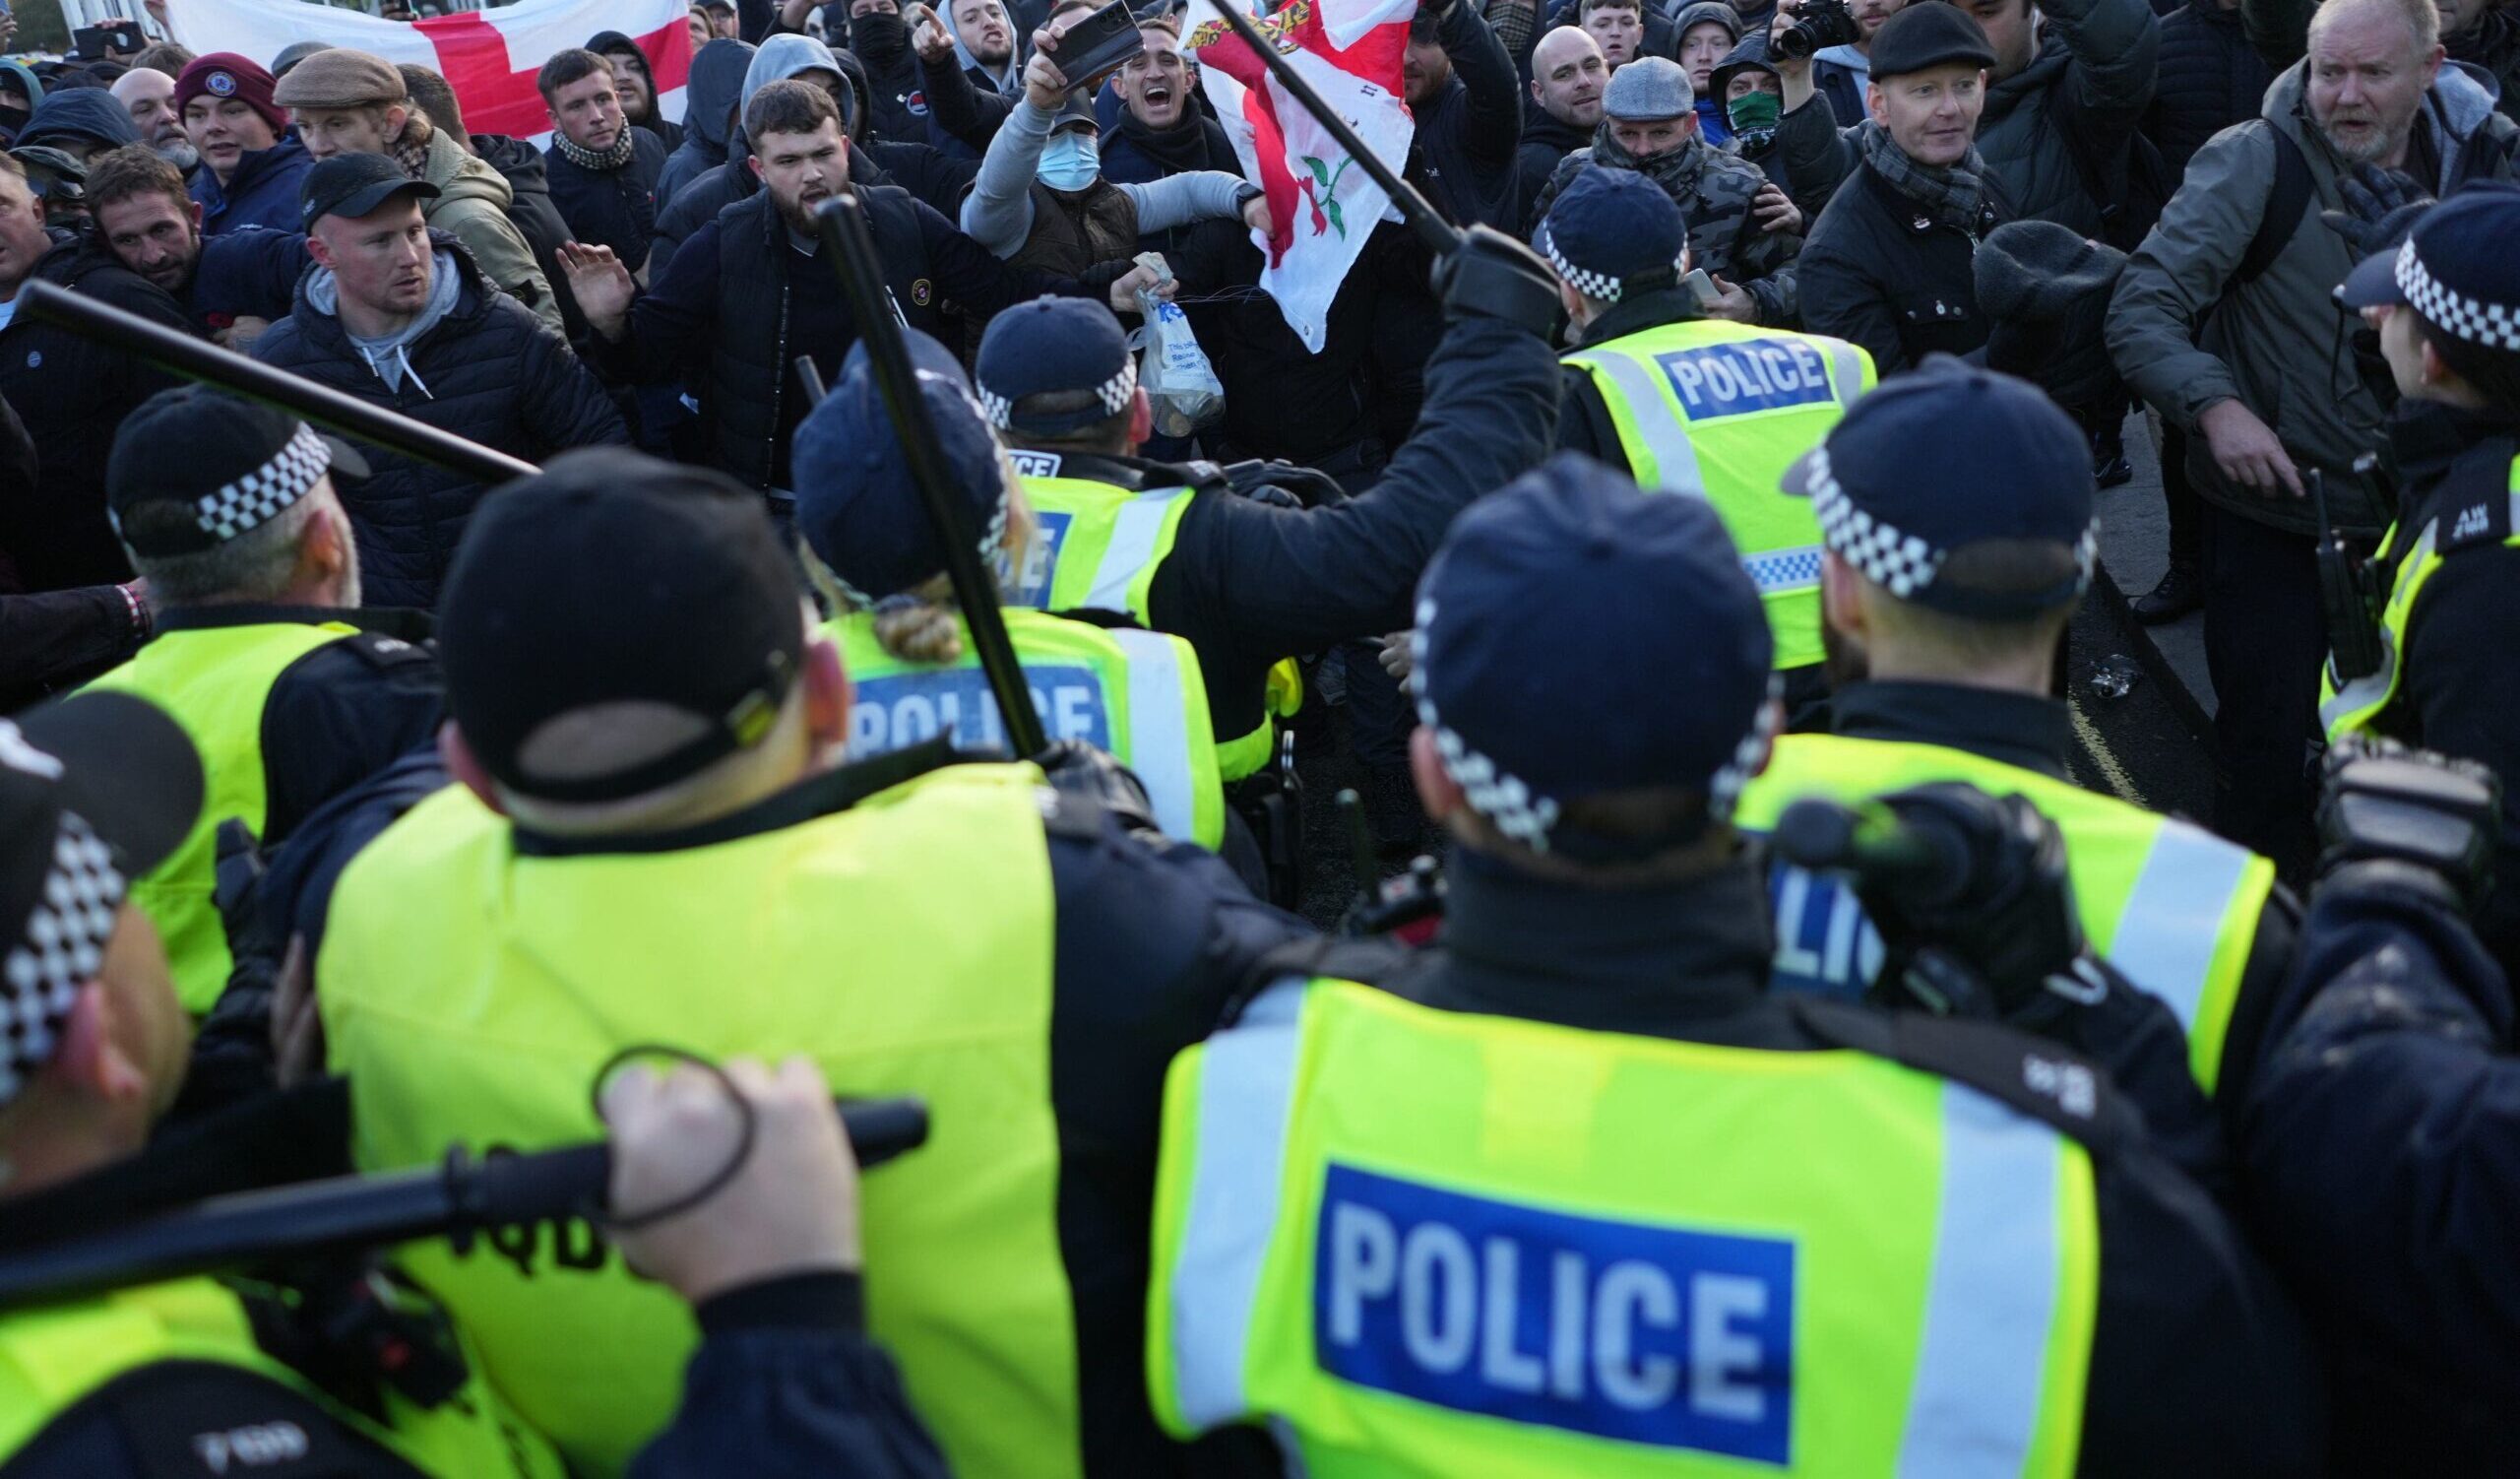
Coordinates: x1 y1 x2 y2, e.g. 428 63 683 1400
13 88 138 155
0 60 43 143
832 4 927 144
1972 0 2159 237
2107 59 2520 537
587 30 686 154
659 37 756 210
413 126 562 331
250 237 627 609
649 34 846 278
0 236 187 592
191 136 312 237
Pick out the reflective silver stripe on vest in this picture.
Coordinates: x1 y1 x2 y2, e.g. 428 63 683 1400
1107 627 1198 842
1085 489 1187 614
1167 980 1307 1427
1897 1082 2067 1477
1743 545 1824 594
2318 517 2435 734
1825 342 1866 410
1577 350 1709 494
2105 822 2253 1034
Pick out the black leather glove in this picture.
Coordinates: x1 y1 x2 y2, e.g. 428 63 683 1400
2315 735 2500 914
1427 224 1565 339
1854 784 2087 1017
2319 163 2433 261
1032 739 1161 836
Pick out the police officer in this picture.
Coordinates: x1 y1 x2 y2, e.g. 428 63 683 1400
968 240 1563 878
0 697 950 1478
1143 456 2321 1474
2325 185 2520 975
1545 165 1873 719
82 388 443 1015
310 448 1313 1478
1728 361 2296 1114
789 328 1228 853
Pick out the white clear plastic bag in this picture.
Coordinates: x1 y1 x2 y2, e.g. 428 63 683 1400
1127 252 1224 437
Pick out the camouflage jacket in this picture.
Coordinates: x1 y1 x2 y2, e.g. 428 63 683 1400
1529 127 1801 325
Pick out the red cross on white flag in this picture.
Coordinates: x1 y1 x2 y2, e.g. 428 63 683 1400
164 0 692 147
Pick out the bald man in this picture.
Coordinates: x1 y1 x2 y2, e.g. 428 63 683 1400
1518 27 1607 206
110 67 198 171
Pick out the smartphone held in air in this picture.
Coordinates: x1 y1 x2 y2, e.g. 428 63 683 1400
1052 0 1146 91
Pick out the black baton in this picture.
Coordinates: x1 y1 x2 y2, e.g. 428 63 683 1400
16 282 539 485
812 192 1047 758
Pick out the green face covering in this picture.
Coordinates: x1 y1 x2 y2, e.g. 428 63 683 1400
1727 88 1782 134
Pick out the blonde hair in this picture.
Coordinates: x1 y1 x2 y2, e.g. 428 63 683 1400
798 482 1040 666
2309 0 2440 56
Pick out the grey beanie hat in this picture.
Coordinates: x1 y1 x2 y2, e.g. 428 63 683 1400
1602 56 1692 120
1973 221 2127 324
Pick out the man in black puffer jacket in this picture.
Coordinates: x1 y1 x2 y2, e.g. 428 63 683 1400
2142 0 2280 177
253 157 627 611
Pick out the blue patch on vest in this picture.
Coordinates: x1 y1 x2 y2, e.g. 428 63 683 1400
1657 340 1834 421
1007 511 1073 610
1761 860 1886 997
848 664 1109 755
1313 1164 1795 1463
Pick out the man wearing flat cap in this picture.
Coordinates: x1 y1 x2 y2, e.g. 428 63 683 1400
84 385 445 1016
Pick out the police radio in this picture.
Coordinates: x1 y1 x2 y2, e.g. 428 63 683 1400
2311 468 2385 684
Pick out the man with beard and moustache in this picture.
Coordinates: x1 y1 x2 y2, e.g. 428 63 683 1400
1401 0 1527 229
590 31 686 153
175 53 310 236
648 34 853 278
1796 6 2011 374
1529 57 1801 324
0 154 188 596
835 0 928 143
539 49 668 278
251 155 627 610
914 0 1024 155
1100 15 1238 186
2109 0 2517 877
660 36 756 210
1517 26 1608 208
87 146 296 347
560 81 1166 501
110 67 198 175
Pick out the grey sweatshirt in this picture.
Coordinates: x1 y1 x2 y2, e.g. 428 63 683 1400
960 96 1251 259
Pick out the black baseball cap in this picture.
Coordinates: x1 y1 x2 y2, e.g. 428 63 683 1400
435 449 807 805
1866 2 1997 80
298 151 439 232
0 693 203 1107
105 387 370 559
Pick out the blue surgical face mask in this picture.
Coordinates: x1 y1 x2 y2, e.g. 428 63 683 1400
1038 130 1102 192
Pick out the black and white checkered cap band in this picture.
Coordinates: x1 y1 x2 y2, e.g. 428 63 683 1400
1408 599 1777 853
976 356 1138 430
1543 238 1684 306
0 811 125 1108
2397 239 2520 353
195 422 330 543
1806 447 1944 599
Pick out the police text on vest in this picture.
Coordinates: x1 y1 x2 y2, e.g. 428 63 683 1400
1657 341 1835 421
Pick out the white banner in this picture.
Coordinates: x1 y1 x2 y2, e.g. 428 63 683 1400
163 0 692 146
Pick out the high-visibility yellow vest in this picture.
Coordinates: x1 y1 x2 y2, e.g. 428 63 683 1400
0 1277 563 1476
319 763 1078 1479
1734 733 2276 1093
1010 452 1292 781
87 620 357 1013
1563 320 1875 672
2320 451 2520 742
829 606 1226 848
1147 978 2100 1475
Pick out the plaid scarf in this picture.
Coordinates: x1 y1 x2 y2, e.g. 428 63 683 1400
554 128 638 172
1857 119 1987 232
390 113 435 183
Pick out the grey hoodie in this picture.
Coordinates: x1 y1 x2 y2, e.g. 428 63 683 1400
305 247 465 398
2107 59 2518 535
660 37 758 210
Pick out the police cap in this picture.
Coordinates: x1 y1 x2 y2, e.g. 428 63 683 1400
792 327 1013 603
1782 357 2096 617
2340 182 2520 362
435 450 805 806
1537 166 1688 304
105 386 370 559
974 296 1137 438
1411 454 1777 862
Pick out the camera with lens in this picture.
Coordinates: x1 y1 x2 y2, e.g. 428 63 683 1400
1776 0 1861 60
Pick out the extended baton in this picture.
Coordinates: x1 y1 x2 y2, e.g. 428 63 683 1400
813 192 1045 757
16 282 539 485
0 1097 927 1312
1197 0 1459 256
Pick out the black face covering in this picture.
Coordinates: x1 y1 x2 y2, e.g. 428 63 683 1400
851 9 909 67
0 104 29 140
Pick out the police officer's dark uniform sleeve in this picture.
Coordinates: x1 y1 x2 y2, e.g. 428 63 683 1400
0 1363 428 1478
1039 795 1313 1476
630 1272 954 1479
0 586 143 710
1149 312 1559 663
257 634 446 849
2239 867 2520 1435
2398 528 2520 966
1552 365 1632 477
